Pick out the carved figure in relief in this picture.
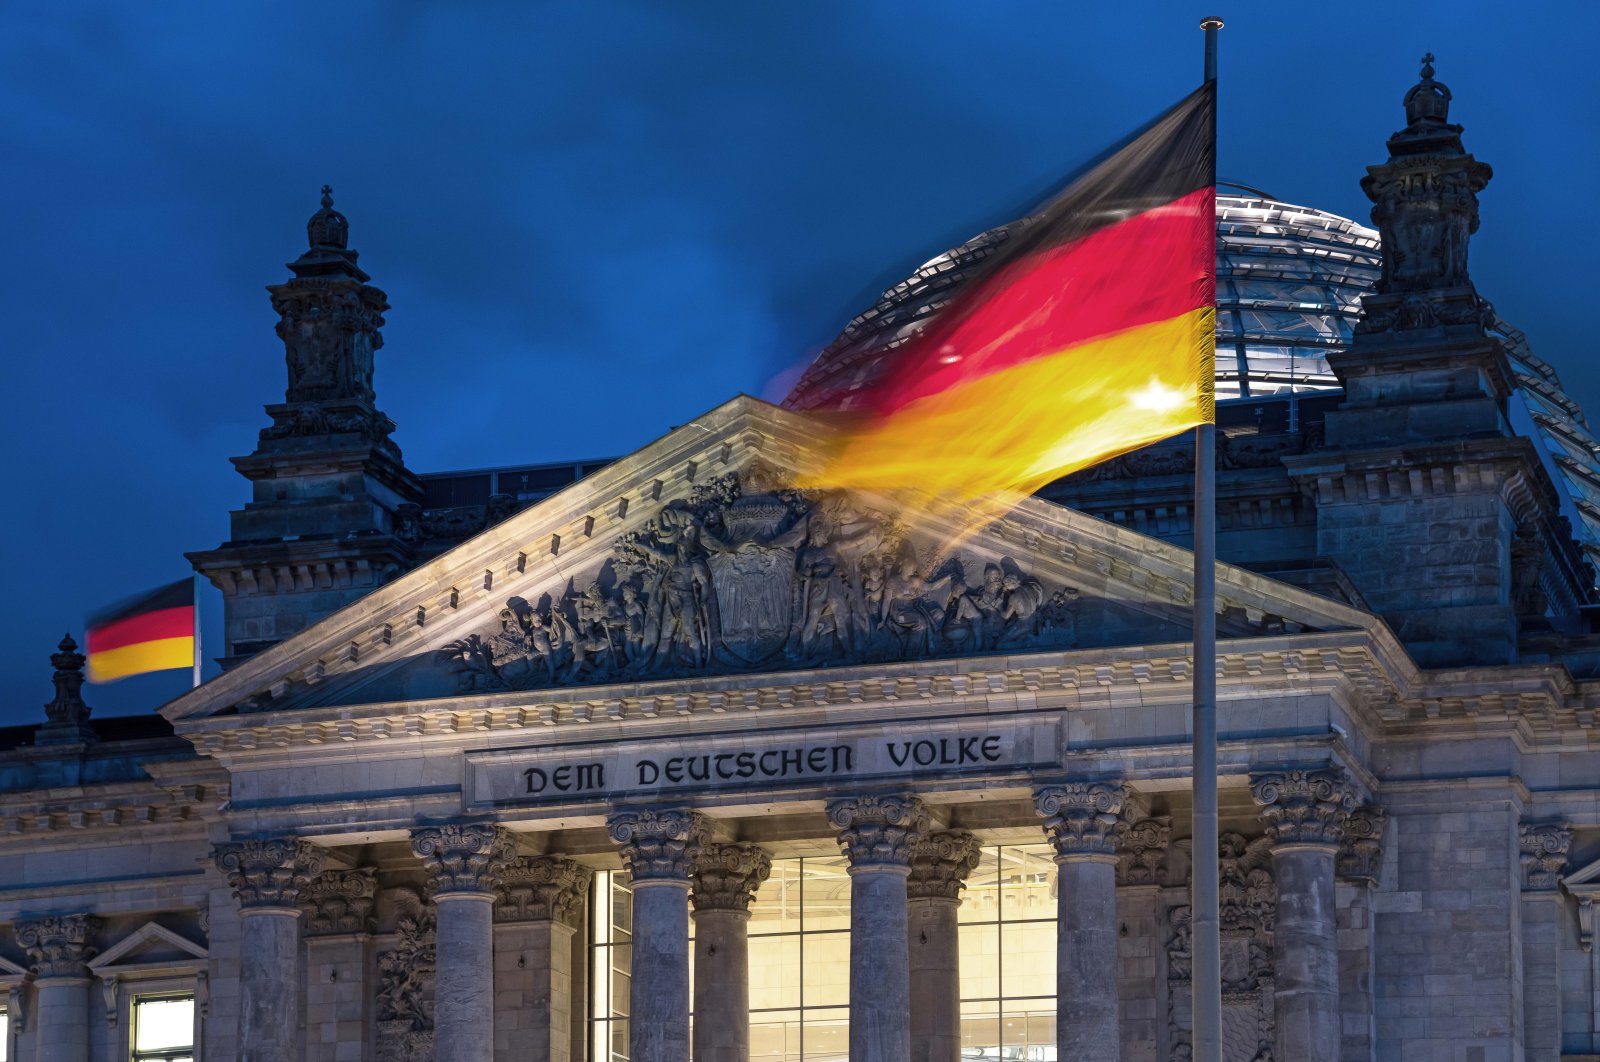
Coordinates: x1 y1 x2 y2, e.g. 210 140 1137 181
882 554 956 658
618 586 651 666
997 570 1046 647
794 519 861 660
945 563 1007 651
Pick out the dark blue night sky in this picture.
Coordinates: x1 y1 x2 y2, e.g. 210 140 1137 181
3 2 1596 722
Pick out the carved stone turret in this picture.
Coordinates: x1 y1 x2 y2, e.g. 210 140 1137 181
1282 59 1583 667
189 188 423 668
39 635 95 746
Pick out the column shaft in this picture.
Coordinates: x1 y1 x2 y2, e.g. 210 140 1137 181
435 894 497 1062
33 979 89 1062
908 897 960 1062
632 881 692 1062
1057 856 1121 1059
304 936 371 1062
1273 844 1340 1062
850 866 912 1061
240 909 303 1062
692 909 750 1062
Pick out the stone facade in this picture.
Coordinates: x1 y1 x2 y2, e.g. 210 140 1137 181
1 57 1598 1062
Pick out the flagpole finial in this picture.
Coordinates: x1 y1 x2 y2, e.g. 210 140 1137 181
1199 15 1224 29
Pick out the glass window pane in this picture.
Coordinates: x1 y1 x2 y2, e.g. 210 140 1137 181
749 860 802 936
750 1011 802 1062
800 1008 848 1061
961 1001 1001 1059
998 846 1055 922
800 857 851 932
959 846 999 924
800 931 850 1008
959 922 999 1001
134 996 194 1050
748 934 801 1011
1000 921 1055 1000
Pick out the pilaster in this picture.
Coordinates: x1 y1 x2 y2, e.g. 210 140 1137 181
494 856 592 1062
1520 822 1571 1062
300 869 376 1062
1335 807 1386 1062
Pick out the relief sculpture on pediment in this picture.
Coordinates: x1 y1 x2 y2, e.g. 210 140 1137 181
438 468 1088 692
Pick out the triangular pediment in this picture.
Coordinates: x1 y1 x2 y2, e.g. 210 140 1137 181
163 395 1378 721
1566 855 1600 888
89 922 207 973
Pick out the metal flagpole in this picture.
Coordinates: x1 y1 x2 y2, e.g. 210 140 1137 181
192 574 203 689
1191 16 1224 1062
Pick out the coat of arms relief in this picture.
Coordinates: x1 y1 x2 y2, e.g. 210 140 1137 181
438 467 1098 692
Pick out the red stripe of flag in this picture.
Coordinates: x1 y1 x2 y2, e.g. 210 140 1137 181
87 605 194 656
865 185 1214 417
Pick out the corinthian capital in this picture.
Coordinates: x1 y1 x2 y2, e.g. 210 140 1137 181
1034 783 1125 859
1337 807 1388 884
496 857 593 926
607 808 711 883
410 823 515 895
1519 822 1572 892
691 843 773 912
214 838 326 909
16 914 101 979
907 830 983 900
1250 768 1356 846
301 868 377 936
827 793 927 869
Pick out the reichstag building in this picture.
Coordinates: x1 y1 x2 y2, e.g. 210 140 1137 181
1 58 1596 1062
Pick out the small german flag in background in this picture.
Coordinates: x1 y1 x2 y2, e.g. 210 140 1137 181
791 81 1216 506
86 578 195 683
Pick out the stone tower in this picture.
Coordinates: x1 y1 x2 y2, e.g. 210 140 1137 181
1285 57 1585 666
189 188 423 668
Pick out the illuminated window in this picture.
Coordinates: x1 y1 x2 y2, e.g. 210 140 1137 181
0 1006 8 1061
131 995 194 1062
590 845 1060 1061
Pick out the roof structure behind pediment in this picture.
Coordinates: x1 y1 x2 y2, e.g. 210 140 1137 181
161 395 1382 723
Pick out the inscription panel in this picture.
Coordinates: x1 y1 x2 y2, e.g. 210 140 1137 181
467 718 1058 808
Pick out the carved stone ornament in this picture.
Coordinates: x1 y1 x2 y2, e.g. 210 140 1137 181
16 914 101 979
410 824 515 895
1250 768 1356 847
1034 783 1125 859
213 838 325 909
495 857 593 926
1356 56 1493 338
376 888 435 1062
691 843 774 912
1336 806 1388 884
607 808 712 883
1118 815 1173 887
906 830 983 900
437 468 1084 694
828 793 927 869
301 868 377 936
1519 822 1571 892
1167 832 1277 1062
42 634 92 732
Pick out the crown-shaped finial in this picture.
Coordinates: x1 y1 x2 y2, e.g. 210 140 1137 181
1420 52 1435 79
1403 50 1451 128
307 183 349 250
320 184 334 209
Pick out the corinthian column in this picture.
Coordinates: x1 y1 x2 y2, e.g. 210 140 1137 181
1251 768 1355 1062
907 830 982 1062
494 856 593 1062
827 793 925 1062
1035 783 1125 1062
17 913 101 1062
411 824 515 1062
691 843 772 1062
214 838 325 1062
607 808 710 1062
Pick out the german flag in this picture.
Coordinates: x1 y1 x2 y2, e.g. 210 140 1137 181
793 82 1216 505
86 579 195 683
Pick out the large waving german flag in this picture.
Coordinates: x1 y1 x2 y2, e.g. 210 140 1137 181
86 579 195 683
793 82 1215 505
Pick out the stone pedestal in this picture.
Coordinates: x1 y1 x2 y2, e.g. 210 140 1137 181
17 914 100 1062
608 808 710 1062
691 843 771 1062
301 869 377 1062
906 831 982 1062
493 856 592 1062
412 824 515 1062
214 838 324 1062
828 794 925 1062
1252 769 1355 1062
1035 784 1126 1062
1520 823 1572 1062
